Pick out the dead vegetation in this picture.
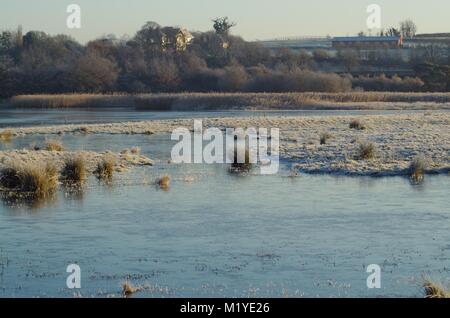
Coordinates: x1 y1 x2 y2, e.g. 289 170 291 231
10 92 450 111
349 119 367 130
409 156 427 182
0 162 58 200
45 139 65 152
94 156 116 180
61 156 87 184
424 278 450 298
320 132 333 145
121 281 143 298
156 175 170 191
0 130 14 143
356 141 376 160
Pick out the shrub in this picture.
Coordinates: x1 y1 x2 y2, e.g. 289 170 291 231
218 64 249 91
352 74 425 92
245 69 351 93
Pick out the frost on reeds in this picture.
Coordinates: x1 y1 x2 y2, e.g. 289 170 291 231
94 155 116 181
356 141 376 160
61 156 87 185
0 162 58 206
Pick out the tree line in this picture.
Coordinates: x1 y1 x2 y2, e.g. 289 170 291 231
1 19 449 98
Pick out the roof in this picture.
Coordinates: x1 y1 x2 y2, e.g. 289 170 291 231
332 36 401 42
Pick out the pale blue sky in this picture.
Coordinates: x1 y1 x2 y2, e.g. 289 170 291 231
1 0 449 42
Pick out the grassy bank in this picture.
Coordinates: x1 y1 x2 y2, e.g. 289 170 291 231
7 92 450 110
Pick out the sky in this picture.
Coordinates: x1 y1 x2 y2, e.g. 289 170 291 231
1 0 450 43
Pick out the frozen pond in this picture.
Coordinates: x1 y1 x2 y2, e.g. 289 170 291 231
0 107 444 127
0 133 449 297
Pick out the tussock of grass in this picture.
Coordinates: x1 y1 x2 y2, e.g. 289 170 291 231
130 147 141 155
61 156 87 184
409 156 427 181
75 126 90 134
94 156 115 180
230 145 253 172
424 279 450 298
320 132 333 145
157 175 170 190
0 130 14 143
45 139 64 152
121 281 142 298
0 162 58 199
356 141 376 160
349 119 366 130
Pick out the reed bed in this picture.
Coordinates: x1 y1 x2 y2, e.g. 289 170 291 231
8 92 450 110
10 94 134 109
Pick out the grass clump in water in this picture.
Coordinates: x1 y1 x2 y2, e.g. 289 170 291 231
0 130 14 143
409 156 427 182
121 280 143 298
94 156 115 180
61 156 87 184
230 144 253 173
0 162 58 200
156 175 170 191
424 278 450 298
45 139 64 152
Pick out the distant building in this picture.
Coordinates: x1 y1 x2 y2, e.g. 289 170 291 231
161 28 194 52
332 36 403 49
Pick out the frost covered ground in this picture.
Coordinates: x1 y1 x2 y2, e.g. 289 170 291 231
2 112 449 176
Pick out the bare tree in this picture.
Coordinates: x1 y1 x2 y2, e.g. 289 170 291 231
212 17 236 36
386 27 401 37
400 19 417 38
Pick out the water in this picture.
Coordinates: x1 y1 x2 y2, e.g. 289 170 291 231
0 133 448 298
0 107 443 128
